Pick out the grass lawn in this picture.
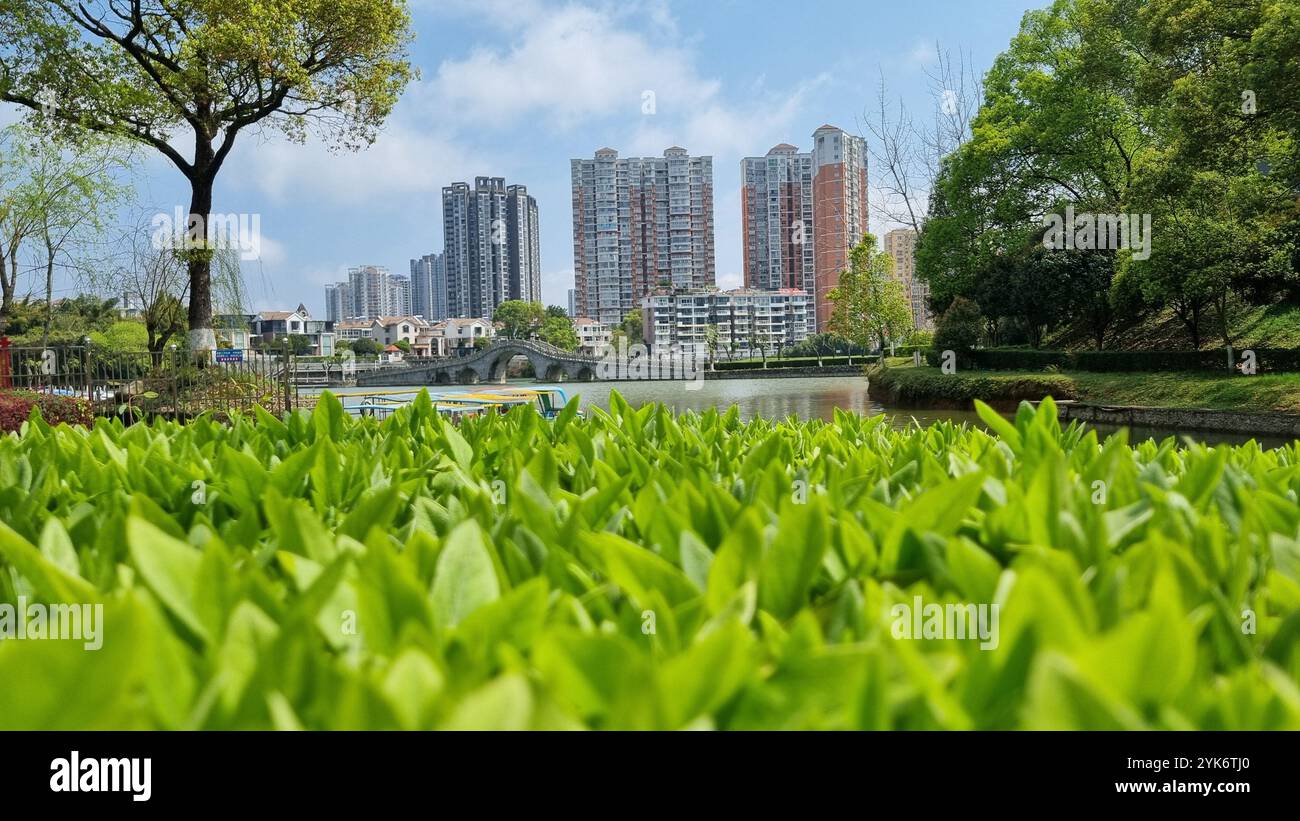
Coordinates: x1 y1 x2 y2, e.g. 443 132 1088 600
1070 370 1300 412
875 363 1300 413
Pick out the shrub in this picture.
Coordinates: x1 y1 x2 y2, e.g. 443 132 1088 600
933 296 982 354
0 390 93 432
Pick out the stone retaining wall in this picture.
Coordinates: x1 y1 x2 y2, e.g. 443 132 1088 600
1056 401 1300 437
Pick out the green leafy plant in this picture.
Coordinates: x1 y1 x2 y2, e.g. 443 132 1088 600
0 392 1297 729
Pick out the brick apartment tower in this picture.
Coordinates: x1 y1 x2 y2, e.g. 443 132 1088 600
811 125 869 330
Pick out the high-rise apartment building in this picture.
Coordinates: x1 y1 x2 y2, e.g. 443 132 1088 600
442 177 540 319
740 126 868 331
567 288 577 318
571 147 715 326
811 125 869 329
884 227 932 331
740 143 816 329
324 282 352 323
409 252 447 321
324 266 407 320
505 185 542 303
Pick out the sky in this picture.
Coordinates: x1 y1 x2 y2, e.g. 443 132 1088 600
2 0 1036 315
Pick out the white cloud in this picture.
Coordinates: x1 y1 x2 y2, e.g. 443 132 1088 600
428 4 713 132
226 122 482 205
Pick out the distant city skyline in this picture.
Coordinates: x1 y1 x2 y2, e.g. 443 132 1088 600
1 0 1030 315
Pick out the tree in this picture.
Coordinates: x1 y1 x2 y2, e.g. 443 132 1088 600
276 334 313 355
828 233 914 359
0 126 131 344
56 294 120 330
93 212 247 354
545 305 568 319
1 1 415 351
88 320 148 352
621 309 643 344
493 300 545 339
933 296 982 355
703 323 719 371
393 338 411 354
538 315 578 351
350 337 380 357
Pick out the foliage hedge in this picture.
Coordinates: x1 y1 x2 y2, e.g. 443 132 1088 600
0 390 93 433
875 366 1078 406
1 392 1299 729
924 347 1300 373
713 355 877 370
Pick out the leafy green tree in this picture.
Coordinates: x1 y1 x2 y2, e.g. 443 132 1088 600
828 233 914 359
545 305 568 319
621 309 644 344
0 0 415 350
703 324 719 371
493 300 545 339
915 0 1300 352
276 334 313 355
933 296 982 355
56 294 120 330
88 320 148 352
350 337 380 357
538 315 578 351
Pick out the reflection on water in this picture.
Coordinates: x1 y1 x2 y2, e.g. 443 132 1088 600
315 376 1295 448
556 376 985 428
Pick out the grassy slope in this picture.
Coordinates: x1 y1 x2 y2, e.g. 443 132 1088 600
876 363 1300 413
1045 301 1300 351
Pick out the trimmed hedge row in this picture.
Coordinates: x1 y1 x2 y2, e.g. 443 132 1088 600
872 366 1077 407
713 355 878 370
924 347 1300 373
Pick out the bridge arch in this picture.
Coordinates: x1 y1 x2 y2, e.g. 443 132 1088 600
354 339 605 388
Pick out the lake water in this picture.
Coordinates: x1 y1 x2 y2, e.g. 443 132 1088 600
314 376 1293 448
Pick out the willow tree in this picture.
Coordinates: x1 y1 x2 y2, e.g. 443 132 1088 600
0 1 415 350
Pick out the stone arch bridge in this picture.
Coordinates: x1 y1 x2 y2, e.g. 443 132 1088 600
355 339 604 387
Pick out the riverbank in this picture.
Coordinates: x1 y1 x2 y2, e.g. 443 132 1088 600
703 364 862 379
871 363 1300 414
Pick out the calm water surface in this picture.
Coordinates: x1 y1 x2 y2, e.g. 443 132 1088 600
317 376 1292 448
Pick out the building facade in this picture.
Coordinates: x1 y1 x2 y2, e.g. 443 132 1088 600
325 266 408 321
740 126 867 331
572 317 612 356
409 252 447 321
442 177 541 320
324 282 352 323
248 305 336 356
811 125 869 330
740 143 817 330
641 288 811 357
884 228 932 332
571 147 715 327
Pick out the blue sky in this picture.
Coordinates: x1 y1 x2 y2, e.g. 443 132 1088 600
4 0 1036 315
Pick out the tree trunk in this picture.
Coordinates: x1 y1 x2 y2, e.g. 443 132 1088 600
42 230 54 349
0 242 11 337
186 173 216 353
